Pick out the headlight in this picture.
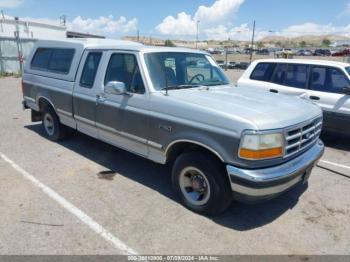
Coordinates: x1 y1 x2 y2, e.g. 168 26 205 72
239 132 284 160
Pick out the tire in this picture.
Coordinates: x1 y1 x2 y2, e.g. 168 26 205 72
42 105 67 142
172 152 232 215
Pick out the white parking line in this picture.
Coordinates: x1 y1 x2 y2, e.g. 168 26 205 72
320 160 350 171
0 152 137 255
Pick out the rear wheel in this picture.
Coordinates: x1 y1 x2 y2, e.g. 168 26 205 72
172 152 232 215
42 106 67 141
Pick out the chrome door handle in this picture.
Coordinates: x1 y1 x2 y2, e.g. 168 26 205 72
96 94 106 104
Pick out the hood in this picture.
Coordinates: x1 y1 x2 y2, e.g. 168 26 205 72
167 85 322 130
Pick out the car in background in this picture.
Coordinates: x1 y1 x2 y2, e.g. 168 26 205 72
237 59 350 135
296 50 313 56
243 48 253 55
275 49 295 58
256 49 269 55
314 49 331 56
227 61 236 69
332 49 350 57
235 62 250 70
216 60 226 69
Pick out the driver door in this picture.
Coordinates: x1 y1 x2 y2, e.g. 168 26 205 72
95 51 149 157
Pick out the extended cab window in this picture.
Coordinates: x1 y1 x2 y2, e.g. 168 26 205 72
310 66 350 94
31 48 51 70
272 63 308 89
31 48 75 74
104 53 145 94
250 63 275 81
80 52 102 88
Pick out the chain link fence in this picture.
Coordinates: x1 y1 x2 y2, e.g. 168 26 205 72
0 37 36 75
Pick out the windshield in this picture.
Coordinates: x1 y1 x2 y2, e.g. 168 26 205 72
144 52 230 90
346 67 350 76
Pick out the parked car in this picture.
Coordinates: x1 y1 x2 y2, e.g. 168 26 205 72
275 49 295 58
235 62 250 70
332 49 350 57
227 61 236 69
256 49 269 55
216 60 226 69
314 49 331 56
296 50 313 56
22 40 324 215
238 59 350 135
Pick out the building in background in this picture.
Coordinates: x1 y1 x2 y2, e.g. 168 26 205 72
0 13 104 74
331 40 350 48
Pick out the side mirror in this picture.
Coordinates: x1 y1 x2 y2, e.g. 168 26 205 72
342 86 350 95
104 81 127 95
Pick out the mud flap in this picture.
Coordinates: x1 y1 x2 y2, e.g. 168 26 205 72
31 109 42 122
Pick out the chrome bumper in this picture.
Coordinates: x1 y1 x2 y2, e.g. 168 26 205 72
227 140 324 202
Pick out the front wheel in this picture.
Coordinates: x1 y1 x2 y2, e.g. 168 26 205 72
172 152 232 215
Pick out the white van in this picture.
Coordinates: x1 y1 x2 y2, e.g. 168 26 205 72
238 59 350 135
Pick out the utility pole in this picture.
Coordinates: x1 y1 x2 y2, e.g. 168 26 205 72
137 28 140 42
14 17 23 74
225 46 228 71
249 20 256 64
195 20 200 49
0 10 4 33
60 15 66 27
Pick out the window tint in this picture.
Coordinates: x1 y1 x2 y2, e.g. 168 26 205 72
80 52 102 88
48 49 75 74
31 48 75 74
346 66 350 75
105 53 145 94
31 48 52 70
271 63 288 85
310 66 350 94
285 64 308 88
250 63 275 81
271 63 308 89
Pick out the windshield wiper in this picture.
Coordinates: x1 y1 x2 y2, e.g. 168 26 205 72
168 84 201 89
202 81 229 86
161 84 201 95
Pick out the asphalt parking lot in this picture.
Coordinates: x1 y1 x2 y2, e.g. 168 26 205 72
0 76 349 255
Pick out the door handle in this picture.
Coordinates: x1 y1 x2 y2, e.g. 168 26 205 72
309 96 320 101
96 94 106 104
269 89 278 93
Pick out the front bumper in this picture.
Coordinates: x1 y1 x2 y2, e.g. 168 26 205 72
227 140 324 202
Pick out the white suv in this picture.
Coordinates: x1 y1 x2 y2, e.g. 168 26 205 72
238 59 350 135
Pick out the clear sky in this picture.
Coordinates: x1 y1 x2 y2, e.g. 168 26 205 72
1 0 350 40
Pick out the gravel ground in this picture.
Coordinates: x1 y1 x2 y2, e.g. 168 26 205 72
0 77 349 255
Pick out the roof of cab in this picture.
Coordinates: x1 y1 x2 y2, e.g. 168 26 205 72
254 58 350 68
34 38 208 54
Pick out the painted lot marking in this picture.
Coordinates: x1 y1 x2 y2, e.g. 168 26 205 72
320 160 350 171
0 152 137 255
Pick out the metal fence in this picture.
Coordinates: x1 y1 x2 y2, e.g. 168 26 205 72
0 37 36 74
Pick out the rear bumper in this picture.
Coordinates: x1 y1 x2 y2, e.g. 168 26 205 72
227 140 324 202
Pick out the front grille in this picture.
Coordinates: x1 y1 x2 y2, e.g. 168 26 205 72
284 117 323 158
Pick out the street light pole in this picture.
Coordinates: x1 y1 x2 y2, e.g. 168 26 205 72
196 20 200 49
249 20 256 63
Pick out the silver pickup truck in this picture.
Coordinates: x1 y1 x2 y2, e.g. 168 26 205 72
22 39 324 215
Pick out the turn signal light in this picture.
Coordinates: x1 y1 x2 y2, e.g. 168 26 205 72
239 147 283 160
